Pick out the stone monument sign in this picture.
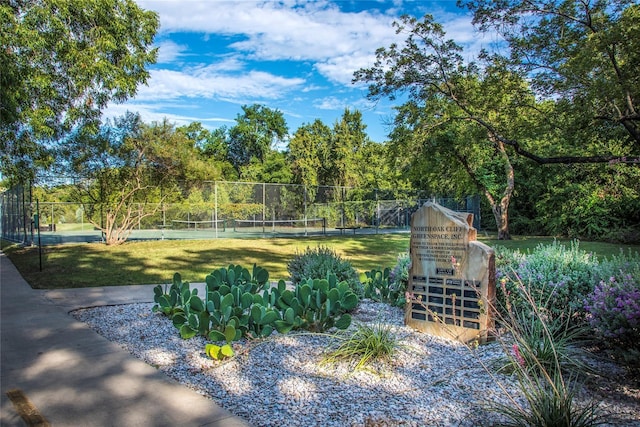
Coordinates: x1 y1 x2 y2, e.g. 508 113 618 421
405 201 495 343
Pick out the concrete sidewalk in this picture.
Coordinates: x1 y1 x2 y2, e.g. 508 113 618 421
0 251 250 427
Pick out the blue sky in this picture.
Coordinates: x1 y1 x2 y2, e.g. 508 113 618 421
106 1 494 144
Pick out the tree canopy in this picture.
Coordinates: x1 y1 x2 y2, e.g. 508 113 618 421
227 104 289 172
0 0 159 181
461 0 640 154
354 2 639 165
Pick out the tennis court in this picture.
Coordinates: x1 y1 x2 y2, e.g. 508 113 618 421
2 181 480 246
30 221 410 245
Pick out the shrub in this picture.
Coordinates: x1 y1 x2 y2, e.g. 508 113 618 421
584 274 640 352
501 307 588 377
489 371 603 427
495 241 598 324
287 246 361 295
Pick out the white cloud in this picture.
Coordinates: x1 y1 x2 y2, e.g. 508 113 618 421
135 67 306 102
103 102 235 129
313 96 345 110
156 40 188 63
138 1 479 87
315 52 380 86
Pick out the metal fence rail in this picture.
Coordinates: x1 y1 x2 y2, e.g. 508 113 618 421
1 179 480 245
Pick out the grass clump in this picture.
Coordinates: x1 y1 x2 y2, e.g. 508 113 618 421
492 371 603 427
489 271 603 427
322 322 401 371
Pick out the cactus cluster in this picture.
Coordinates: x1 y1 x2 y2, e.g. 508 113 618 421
274 275 358 333
362 268 406 307
153 264 361 359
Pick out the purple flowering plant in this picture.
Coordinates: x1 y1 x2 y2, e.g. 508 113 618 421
584 273 640 349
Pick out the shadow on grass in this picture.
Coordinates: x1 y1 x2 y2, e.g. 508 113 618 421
4 234 637 290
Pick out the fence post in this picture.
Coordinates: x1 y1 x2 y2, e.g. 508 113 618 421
214 181 218 238
304 185 308 237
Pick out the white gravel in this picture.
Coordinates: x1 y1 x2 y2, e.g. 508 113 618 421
71 301 640 427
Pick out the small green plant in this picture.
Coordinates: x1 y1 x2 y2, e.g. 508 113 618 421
205 343 234 361
389 252 410 306
500 306 589 377
322 322 401 371
490 371 603 427
287 246 362 296
152 272 189 318
361 267 405 307
153 265 361 343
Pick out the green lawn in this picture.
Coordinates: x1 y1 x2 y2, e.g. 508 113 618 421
2 234 638 289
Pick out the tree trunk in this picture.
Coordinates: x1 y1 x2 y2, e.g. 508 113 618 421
456 137 514 240
491 201 511 240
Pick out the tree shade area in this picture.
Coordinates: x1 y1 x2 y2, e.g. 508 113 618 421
1 0 638 244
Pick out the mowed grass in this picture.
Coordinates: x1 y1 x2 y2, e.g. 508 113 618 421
2 234 638 289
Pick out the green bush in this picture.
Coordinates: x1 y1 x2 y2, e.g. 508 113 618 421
495 241 598 324
389 252 410 303
287 246 361 295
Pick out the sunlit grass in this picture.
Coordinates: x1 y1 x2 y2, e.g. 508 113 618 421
1 235 410 289
2 234 637 289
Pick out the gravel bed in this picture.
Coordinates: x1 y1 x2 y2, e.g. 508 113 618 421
72 301 640 427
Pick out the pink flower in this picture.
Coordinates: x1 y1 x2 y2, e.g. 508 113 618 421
512 344 526 368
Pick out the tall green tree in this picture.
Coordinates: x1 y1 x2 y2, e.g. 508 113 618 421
227 104 288 172
289 119 333 188
1 0 159 182
330 109 371 188
355 16 544 238
354 10 638 165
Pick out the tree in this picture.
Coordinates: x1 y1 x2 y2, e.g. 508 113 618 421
240 151 293 184
330 109 371 188
289 119 333 188
354 10 638 166
63 113 155 244
0 0 159 182
355 16 545 238
460 0 640 158
227 104 288 171
63 114 209 245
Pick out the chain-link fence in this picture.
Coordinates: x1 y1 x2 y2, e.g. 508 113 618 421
0 184 34 245
1 179 480 245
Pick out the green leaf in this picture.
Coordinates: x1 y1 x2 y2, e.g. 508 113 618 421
261 310 279 325
274 320 294 334
284 307 295 324
180 324 197 339
208 330 226 342
205 343 221 359
224 324 236 343
220 344 234 358
190 296 204 312
335 313 352 330
172 272 181 286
